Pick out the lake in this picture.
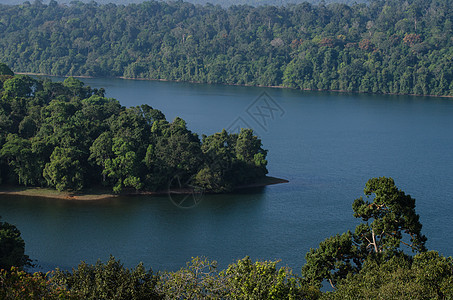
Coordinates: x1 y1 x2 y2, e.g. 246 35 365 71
1 78 452 273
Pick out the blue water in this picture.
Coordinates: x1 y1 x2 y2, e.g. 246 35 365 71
1 78 452 273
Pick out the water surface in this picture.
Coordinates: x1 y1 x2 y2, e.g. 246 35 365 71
1 78 452 273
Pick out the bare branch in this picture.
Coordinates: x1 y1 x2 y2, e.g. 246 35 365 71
328 278 336 290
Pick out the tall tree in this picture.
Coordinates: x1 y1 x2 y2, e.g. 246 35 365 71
302 177 427 289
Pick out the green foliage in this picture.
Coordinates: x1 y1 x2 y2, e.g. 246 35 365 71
303 177 426 289
326 251 453 299
0 134 40 186
2 76 40 99
352 177 427 256
0 72 268 193
103 138 142 193
1 185 452 299
0 0 451 96
195 128 268 192
43 146 84 192
0 217 30 270
0 267 73 299
156 257 223 299
222 256 314 299
302 231 361 289
52 256 159 300
0 63 14 76
156 256 318 299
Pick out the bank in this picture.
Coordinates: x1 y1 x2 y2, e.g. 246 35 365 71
0 176 288 201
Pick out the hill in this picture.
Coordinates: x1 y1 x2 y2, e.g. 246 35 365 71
0 0 451 96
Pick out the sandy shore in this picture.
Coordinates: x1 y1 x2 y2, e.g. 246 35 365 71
0 176 288 201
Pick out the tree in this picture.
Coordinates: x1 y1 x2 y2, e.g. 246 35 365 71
103 137 143 193
0 63 14 76
156 256 318 299
0 268 73 299
329 251 453 299
0 217 30 270
195 129 235 192
234 128 268 182
63 77 91 98
89 131 114 184
352 177 427 257
303 177 427 289
302 231 361 289
223 256 314 299
43 146 84 191
148 117 203 190
52 256 159 300
2 76 40 99
0 134 41 186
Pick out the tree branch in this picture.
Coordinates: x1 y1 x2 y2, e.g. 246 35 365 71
328 278 336 290
372 228 379 253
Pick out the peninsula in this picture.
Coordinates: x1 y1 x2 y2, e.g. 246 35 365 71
0 65 283 197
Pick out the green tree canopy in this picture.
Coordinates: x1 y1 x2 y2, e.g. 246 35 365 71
303 177 427 289
0 71 269 193
329 251 453 299
0 217 30 270
0 63 14 76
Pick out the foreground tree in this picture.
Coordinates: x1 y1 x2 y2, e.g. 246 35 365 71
0 268 73 299
52 256 159 300
0 217 30 270
156 256 319 299
352 177 426 257
302 177 427 289
327 251 453 299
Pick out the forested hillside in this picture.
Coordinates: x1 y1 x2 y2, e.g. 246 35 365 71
0 0 368 7
0 64 268 193
0 0 452 96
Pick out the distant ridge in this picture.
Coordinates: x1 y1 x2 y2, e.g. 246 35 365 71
0 0 369 7
1 0 451 97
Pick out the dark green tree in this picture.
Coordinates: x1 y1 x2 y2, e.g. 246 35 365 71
0 70 269 193
0 217 30 270
0 134 41 186
103 137 143 193
43 146 84 192
0 63 14 76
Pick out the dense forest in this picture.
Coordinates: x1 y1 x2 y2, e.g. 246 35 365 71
0 0 452 96
0 64 268 193
1 177 453 298
0 0 369 8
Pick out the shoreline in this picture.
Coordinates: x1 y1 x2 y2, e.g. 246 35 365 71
15 72 453 99
0 176 289 201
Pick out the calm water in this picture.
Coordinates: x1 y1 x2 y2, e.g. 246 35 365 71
1 78 452 273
